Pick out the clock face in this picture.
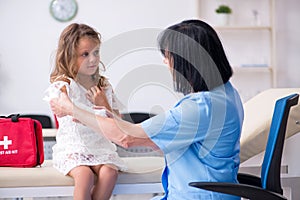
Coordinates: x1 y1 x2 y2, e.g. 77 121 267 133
50 0 78 22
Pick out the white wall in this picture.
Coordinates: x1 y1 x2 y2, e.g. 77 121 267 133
0 0 197 120
0 0 299 123
275 0 300 88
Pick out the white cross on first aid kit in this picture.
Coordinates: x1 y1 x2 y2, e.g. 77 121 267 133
0 136 12 150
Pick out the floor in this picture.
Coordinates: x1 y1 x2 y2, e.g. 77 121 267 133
0 188 293 200
0 194 161 200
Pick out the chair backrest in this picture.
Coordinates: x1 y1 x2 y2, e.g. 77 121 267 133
21 114 53 128
121 112 156 124
261 93 299 194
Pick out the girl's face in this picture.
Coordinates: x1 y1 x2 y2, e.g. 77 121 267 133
76 36 100 77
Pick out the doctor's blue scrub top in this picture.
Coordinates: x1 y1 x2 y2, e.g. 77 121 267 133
141 82 244 200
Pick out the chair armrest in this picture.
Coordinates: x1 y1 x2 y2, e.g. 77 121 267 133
189 182 287 200
238 173 261 187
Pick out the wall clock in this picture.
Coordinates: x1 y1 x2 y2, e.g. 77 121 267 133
50 0 78 22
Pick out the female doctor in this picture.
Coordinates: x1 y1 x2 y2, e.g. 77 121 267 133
50 19 244 200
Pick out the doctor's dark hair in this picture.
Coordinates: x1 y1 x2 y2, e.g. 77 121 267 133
158 19 233 94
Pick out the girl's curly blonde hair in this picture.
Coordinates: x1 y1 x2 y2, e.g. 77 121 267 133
50 23 107 88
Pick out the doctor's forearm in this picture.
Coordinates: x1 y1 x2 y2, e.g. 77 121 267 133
72 105 157 149
72 105 104 133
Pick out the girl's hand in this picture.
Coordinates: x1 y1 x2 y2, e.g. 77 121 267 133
50 92 73 117
86 86 111 110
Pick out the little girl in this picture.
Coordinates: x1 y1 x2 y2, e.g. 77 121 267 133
46 23 127 200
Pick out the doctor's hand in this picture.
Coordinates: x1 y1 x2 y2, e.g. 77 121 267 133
50 92 74 118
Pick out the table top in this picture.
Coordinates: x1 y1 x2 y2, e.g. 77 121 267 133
42 128 57 137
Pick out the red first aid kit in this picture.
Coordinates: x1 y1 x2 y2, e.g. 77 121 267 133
0 114 44 167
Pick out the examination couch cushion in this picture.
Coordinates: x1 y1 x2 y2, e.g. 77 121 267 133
0 157 164 188
240 88 300 162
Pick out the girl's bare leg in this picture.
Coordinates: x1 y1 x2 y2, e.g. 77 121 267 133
69 165 95 200
91 165 118 200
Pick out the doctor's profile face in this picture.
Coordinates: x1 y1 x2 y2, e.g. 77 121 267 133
163 54 174 74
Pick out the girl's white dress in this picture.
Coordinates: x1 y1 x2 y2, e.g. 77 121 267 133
48 78 127 175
